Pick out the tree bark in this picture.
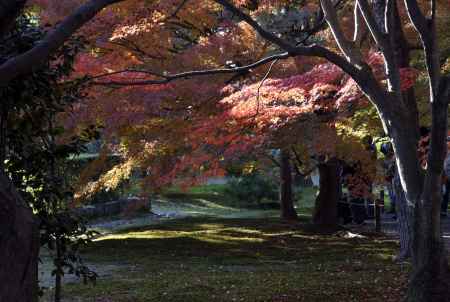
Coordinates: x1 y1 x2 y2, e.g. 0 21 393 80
313 159 340 228
393 170 413 261
406 82 450 302
0 0 125 86
279 149 298 220
0 170 39 302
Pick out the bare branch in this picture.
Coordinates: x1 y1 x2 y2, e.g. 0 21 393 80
214 0 296 52
403 0 441 95
214 0 368 90
0 0 125 86
320 0 363 67
92 53 290 86
384 0 402 92
403 0 429 36
356 0 387 47
255 58 278 117
109 39 166 61
353 2 366 44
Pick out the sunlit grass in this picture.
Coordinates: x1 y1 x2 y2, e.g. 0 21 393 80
45 217 409 302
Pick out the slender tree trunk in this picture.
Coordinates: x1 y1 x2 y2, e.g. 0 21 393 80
279 149 298 220
313 159 340 228
392 171 413 261
0 170 39 302
387 4 416 262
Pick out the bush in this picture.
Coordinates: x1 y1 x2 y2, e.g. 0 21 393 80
224 172 279 206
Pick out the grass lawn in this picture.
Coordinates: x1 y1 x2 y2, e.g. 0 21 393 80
48 217 409 302
158 184 318 218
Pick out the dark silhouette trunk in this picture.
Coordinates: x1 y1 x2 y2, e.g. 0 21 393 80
370 2 450 295
404 87 450 301
279 149 297 220
313 159 339 228
382 78 450 301
388 5 415 262
0 170 39 302
392 171 413 261
407 191 450 302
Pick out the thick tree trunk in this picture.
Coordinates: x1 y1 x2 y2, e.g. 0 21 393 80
406 87 450 302
407 182 450 302
279 149 298 220
0 171 39 302
313 159 340 228
407 194 450 302
389 120 450 301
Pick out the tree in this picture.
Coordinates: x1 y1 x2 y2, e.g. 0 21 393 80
0 14 92 302
83 1 448 298
279 149 298 220
0 1 127 300
0 171 39 302
1 0 450 301
312 158 340 228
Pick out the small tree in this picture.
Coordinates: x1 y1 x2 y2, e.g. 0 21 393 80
0 16 97 302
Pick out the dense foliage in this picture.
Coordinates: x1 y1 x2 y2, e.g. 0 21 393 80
0 15 97 300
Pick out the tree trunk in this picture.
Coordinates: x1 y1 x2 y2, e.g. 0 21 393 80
388 122 450 301
279 149 298 220
408 186 450 302
406 87 450 301
387 4 416 262
0 170 39 302
392 171 413 261
313 159 340 228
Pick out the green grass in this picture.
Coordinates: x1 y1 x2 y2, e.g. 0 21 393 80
49 217 409 302
159 184 318 217
295 187 317 216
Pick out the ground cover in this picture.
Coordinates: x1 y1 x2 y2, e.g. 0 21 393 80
43 216 408 302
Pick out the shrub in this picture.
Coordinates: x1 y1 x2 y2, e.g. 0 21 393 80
224 172 278 206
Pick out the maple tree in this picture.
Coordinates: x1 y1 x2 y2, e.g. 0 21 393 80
1 0 450 301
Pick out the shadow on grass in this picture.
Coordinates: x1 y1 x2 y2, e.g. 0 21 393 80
86 217 399 267
59 217 408 302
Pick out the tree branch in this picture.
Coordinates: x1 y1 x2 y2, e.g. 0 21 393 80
356 0 387 46
320 0 363 67
0 0 27 37
91 52 290 86
403 0 440 95
384 0 402 93
403 0 429 36
0 0 124 86
353 2 366 44
214 0 369 92
214 0 296 52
